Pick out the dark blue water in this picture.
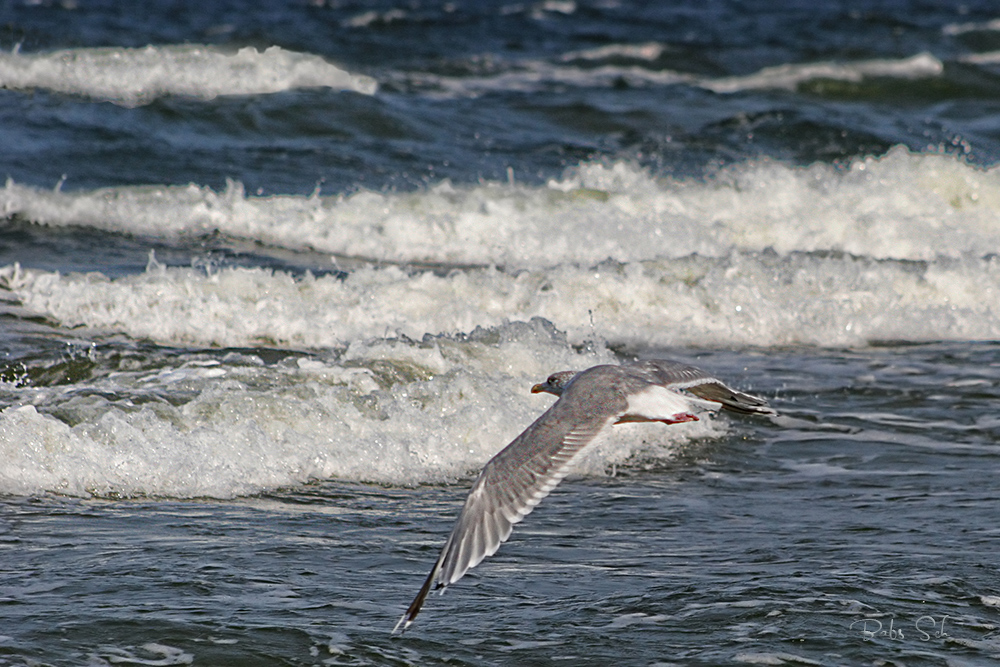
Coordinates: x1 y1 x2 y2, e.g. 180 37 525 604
3 0 1000 195
3 345 1000 665
2 1 1000 664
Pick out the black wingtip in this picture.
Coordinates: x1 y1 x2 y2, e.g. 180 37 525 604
685 381 776 416
392 560 442 635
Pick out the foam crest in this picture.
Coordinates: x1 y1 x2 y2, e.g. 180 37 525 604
960 51 1000 65
396 49 944 96
700 52 943 93
401 59 690 96
5 248 1000 349
0 320 711 498
0 44 376 106
943 18 1000 36
3 149 999 266
560 42 667 62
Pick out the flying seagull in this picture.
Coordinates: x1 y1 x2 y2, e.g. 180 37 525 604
393 359 775 633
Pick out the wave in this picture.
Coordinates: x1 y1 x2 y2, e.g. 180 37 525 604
394 48 946 96
943 18 1000 36
959 51 1000 65
3 149 1000 349
0 319 720 498
4 249 999 350
0 41 967 109
2 149 997 267
0 44 377 106
698 52 943 93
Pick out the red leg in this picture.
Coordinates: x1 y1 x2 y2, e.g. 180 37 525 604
657 412 699 425
614 412 701 426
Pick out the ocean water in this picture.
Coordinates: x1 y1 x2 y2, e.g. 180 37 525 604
2 0 1000 664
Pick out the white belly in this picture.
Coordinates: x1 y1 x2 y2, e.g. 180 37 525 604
624 385 697 421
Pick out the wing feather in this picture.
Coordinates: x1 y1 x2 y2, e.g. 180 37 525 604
393 370 623 633
437 404 613 586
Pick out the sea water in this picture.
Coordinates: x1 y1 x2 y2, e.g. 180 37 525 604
1 1 1000 665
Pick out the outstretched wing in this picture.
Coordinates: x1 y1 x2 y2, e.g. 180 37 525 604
394 370 625 633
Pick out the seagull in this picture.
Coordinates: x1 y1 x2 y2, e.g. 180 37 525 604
392 358 775 633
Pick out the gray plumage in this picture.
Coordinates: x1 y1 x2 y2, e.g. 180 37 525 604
393 359 774 633
534 359 776 417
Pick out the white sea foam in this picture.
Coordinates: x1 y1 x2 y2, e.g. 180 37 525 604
343 8 408 28
402 60 690 96
943 18 1000 36
4 248 1000 350
0 41 956 107
560 42 667 63
397 49 944 96
959 51 1000 65
3 149 1000 348
699 52 943 93
0 320 717 498
3 149 999 268
0 44 376 106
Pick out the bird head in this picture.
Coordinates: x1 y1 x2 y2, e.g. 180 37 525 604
531 370 578 396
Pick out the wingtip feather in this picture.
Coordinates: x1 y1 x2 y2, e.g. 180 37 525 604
392 613 411 635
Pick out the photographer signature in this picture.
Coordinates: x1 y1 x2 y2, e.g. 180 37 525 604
850 615 949 642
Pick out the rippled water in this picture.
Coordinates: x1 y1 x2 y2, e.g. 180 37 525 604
4 345 999 665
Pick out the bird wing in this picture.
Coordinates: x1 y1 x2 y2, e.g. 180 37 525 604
394 369 624 633
628 359 775 416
